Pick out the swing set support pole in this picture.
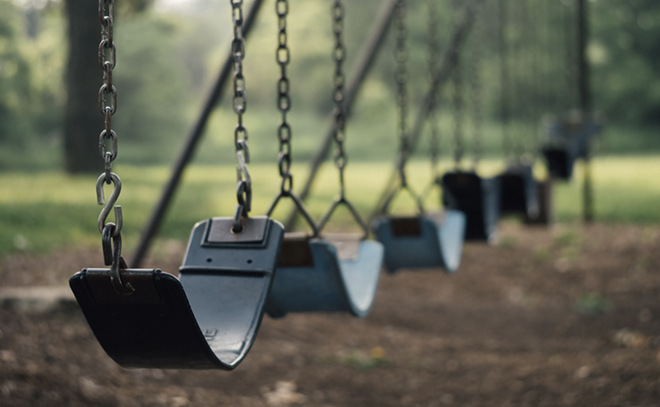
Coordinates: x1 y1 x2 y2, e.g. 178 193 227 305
130 0 266 268
577 0 593 223
369 0 483 220
283 0 400 230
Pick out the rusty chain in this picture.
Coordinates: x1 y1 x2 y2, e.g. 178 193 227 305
331 0 348 197
96 0 133 295
427 0 440 179
97 0 121 239
230 0 252 231
451 2 464 168
469 3 483 168
394 0 409 187
275 0 292 195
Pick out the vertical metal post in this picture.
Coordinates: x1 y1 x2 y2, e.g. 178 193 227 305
577 0 593 223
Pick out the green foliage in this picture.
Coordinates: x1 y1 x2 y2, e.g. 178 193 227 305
0 0 34 146
0 0 65 169
0 0 659 171
591 0 660 123
111 13 189 151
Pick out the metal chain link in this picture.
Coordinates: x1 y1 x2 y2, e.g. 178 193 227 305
394 0 409 187
426 0 440 179
469 4 483 168
317 0 370 238
97 0 122 239
231 0 252 229
96 0 132 295
98 0 117 174
331 0 348 197
275 0 292 195
499 0 512 162
452 53 464 167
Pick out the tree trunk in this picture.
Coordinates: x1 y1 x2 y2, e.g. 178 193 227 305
64 0 101 174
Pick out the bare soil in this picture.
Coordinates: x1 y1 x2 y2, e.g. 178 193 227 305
1 222 660 407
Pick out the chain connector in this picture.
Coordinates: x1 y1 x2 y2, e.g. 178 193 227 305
236 138 250 163
98 39 116 70
236 151 252 213
96 172 123 236
232 203 245 234
102 223 115 266
107 230 134 296
99 129 118 162
98 84 117 115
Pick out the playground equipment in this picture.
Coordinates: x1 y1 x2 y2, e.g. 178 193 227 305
70 0 283 370
264 0 383 319
372 0 465 274
495 0 539 220
441 8 500 242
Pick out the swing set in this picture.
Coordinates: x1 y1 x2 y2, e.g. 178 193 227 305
68 0 595 370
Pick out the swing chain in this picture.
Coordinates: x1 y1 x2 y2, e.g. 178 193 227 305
427 0 440 179
98 0 117 171
394 0 409 187
95 0 130 295
451 2 464 168
276 0 292 195
266 0 320 236
318 0 370 239
469 5 483 168
499 0 512 162
97 0 122 240
332 0 347 198
231 0 252 227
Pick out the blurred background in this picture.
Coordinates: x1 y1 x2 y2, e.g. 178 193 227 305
0 0 658 258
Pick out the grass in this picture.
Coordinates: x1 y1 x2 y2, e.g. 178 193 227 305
0 155 658 259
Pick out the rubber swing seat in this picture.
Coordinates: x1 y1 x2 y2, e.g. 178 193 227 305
497 164 539 219
69 216 284 370
265 233 383 318
371 210 466 274
442 171 500 242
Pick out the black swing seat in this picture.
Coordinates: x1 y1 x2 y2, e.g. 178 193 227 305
442 171 500 242
541 116 602 180
497 164 539 219
371 211 466 274
542 145 576 180
265 233 383 319
69 216 284 370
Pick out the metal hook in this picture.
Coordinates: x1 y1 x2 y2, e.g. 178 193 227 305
108 231 134 296
96 172 123 236
232 203 245 234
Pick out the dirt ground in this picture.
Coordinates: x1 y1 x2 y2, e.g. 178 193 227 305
1 221 660 407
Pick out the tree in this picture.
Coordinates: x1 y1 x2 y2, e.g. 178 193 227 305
63 0 153 174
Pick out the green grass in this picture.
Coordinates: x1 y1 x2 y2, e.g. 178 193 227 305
0 155 658 259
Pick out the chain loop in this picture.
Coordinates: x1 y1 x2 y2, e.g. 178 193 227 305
394 0 410 187
275 0 292 197
95 0 123 248
426 0 441 180
499 0 512 162
231 0 251 221
265 0 320 237
331 0 348 198
470 6 483 168
451 2 464 168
